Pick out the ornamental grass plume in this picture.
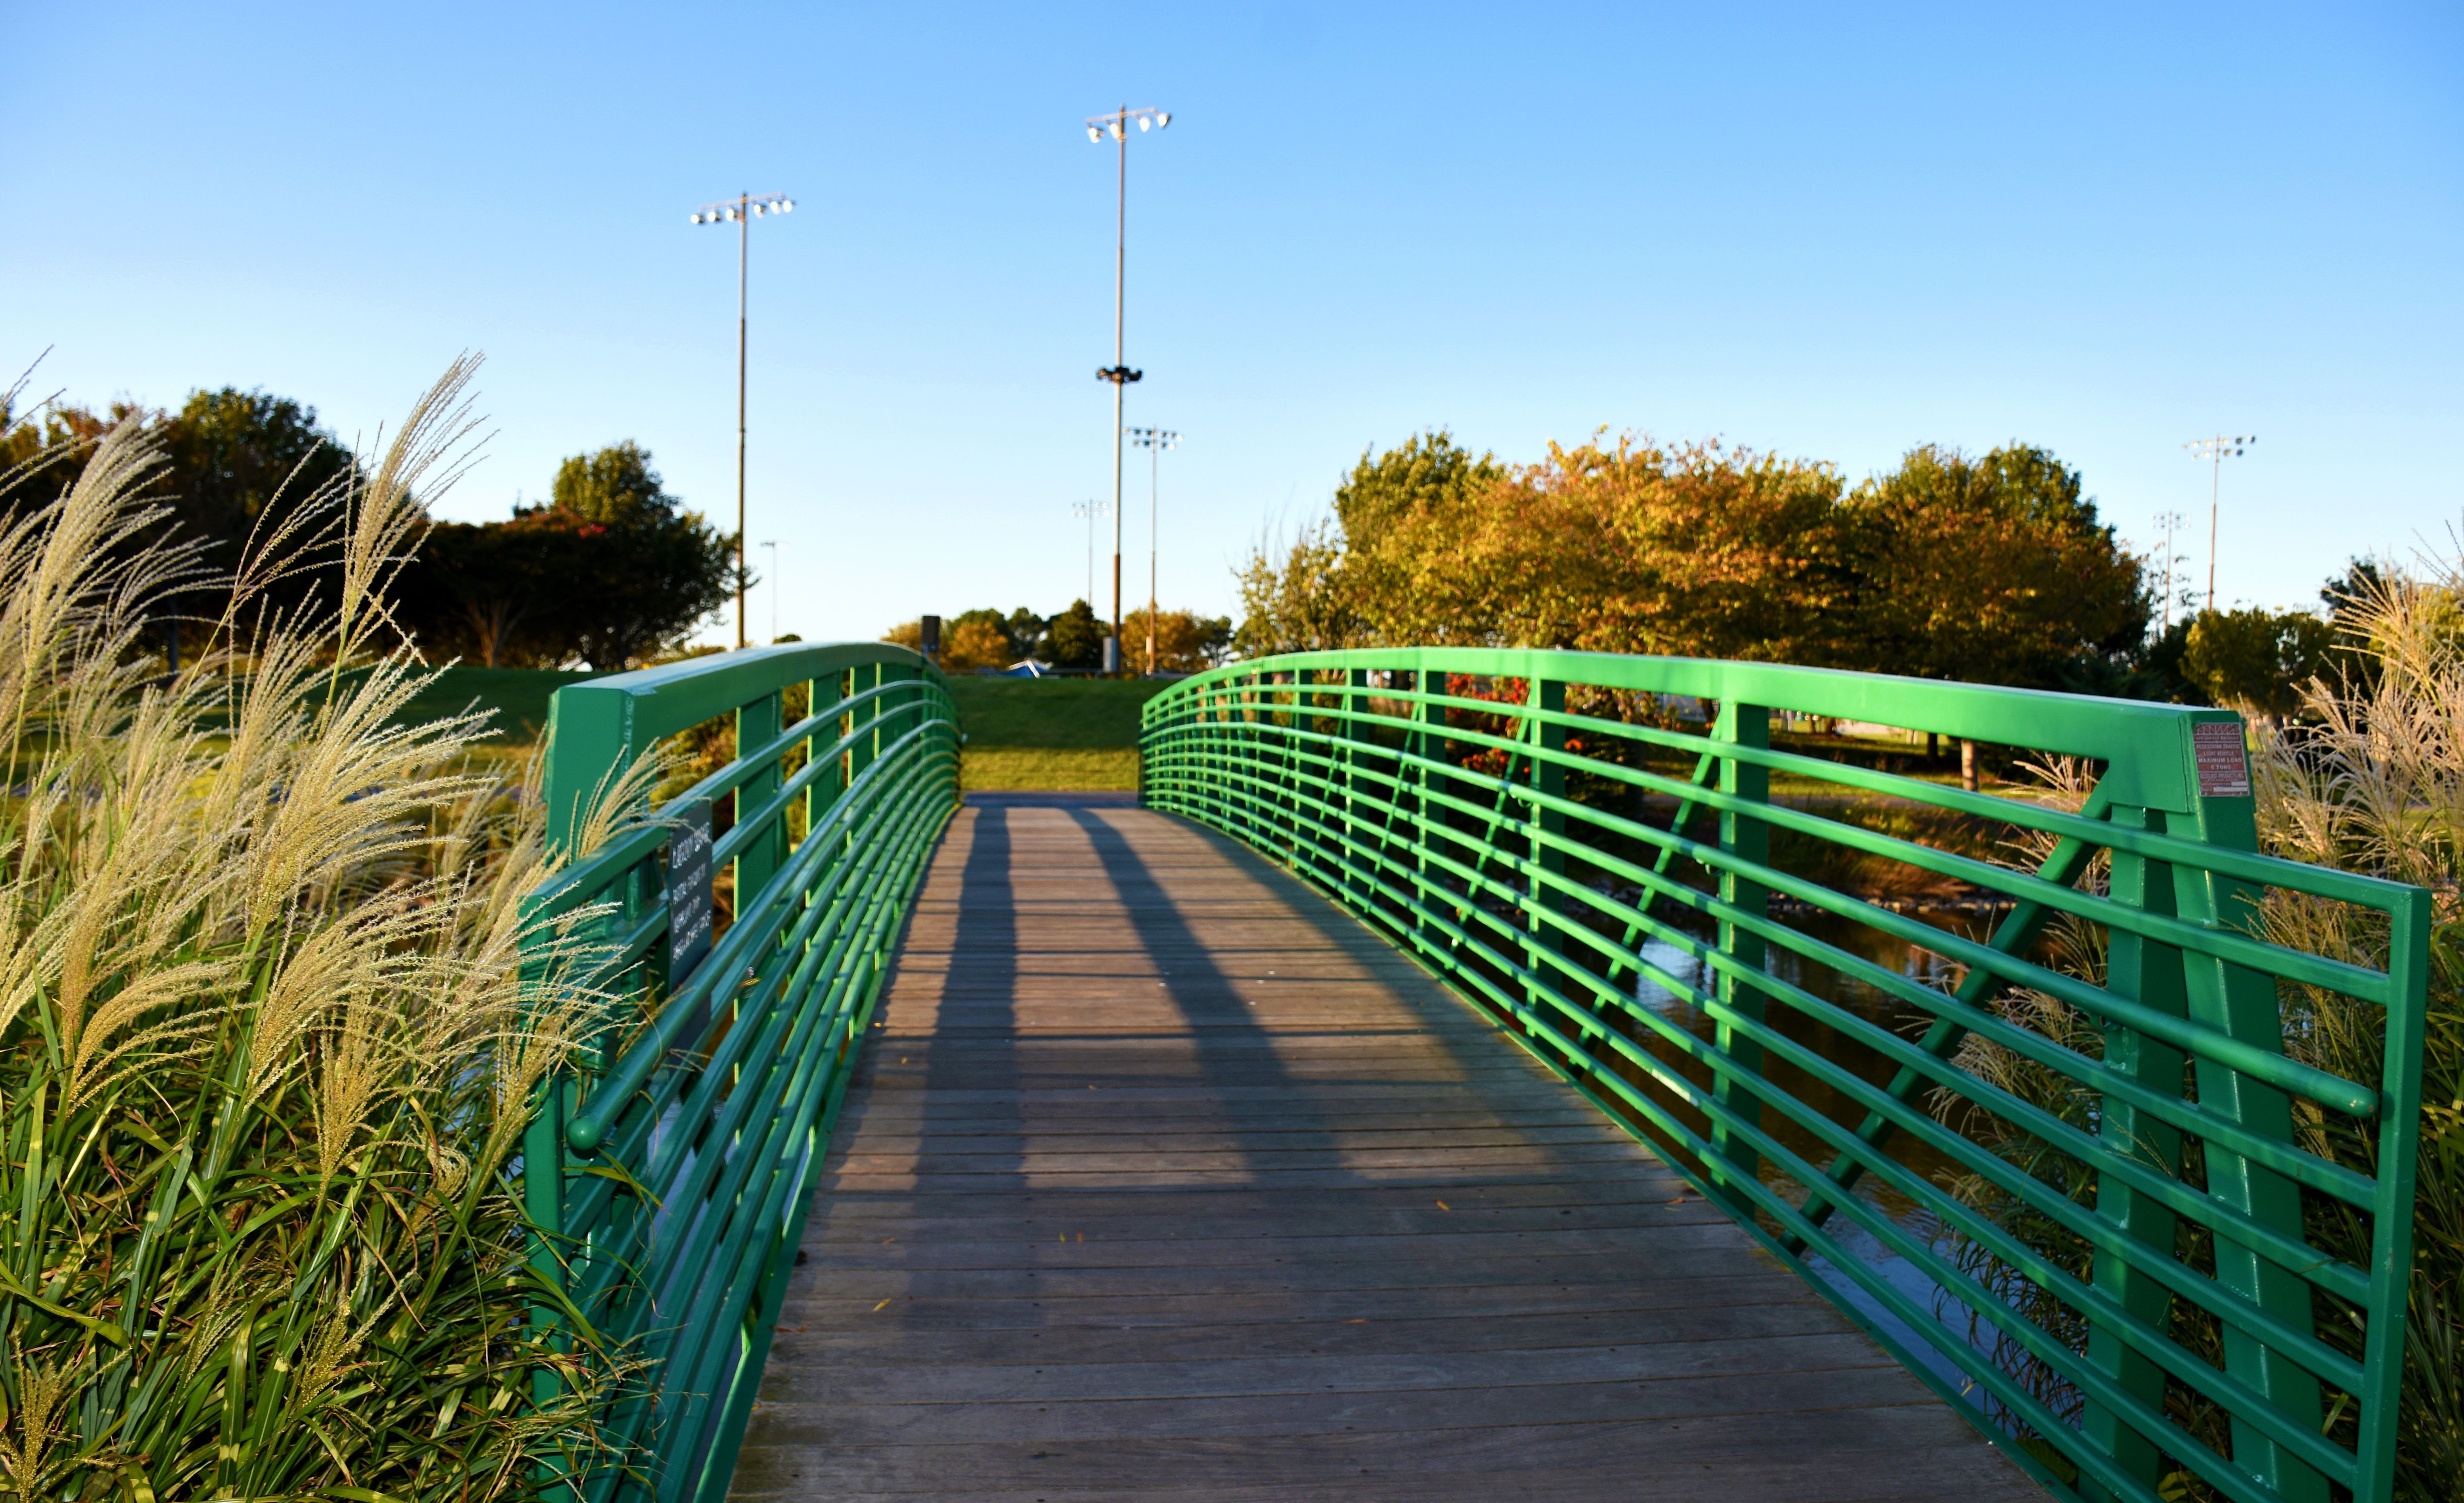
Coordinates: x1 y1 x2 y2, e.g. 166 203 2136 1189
0 359 630 1501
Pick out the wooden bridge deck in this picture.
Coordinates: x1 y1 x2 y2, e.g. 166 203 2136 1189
730 796 2039 1502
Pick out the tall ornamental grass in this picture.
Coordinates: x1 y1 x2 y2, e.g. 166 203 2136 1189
2254 564 2464 1499
0 362 622 1501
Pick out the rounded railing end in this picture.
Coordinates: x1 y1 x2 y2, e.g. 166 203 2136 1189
566 1116 603 1154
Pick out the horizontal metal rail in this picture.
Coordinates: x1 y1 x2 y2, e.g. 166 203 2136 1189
1139 648 2428 1503
519 642 960 1503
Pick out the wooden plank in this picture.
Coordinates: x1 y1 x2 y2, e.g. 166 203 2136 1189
766 1294 1841 1362
800 1179 1701 1219
797 1223 1766 1273
761 1330 1902 1406
774 1274 1819 1331
764 1250 1794 1302
731 1408 2023 1500
729 804 2040 1502
802 1200 1725 1242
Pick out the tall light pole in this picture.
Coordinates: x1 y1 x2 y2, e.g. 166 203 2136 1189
2151 510 2186 634
689 190 794 649
1071 498 1108 606
760 539 780 643
1129 426 1179 674
1086 103 1170 673
2183 434 2255 613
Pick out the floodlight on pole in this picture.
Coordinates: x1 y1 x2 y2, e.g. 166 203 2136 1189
2184 434 2255 612
689 190 794 649
1072 498 1109 608
1129 427 1179 675
2151 510 2187 634
760 539 780 643
1085 103 1171 674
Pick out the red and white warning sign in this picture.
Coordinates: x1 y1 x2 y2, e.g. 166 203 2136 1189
2193 720 2251 799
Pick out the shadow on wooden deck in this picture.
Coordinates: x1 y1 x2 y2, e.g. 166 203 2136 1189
728 803 2043 1502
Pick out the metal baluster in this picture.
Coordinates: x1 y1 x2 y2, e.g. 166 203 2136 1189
1708 699 1768 1217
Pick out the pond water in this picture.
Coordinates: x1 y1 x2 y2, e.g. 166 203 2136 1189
1573 904 2025 1416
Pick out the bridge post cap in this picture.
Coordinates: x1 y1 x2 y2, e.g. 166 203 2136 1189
566 1115 603 1154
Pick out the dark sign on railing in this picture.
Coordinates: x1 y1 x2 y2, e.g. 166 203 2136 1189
665 797 715 983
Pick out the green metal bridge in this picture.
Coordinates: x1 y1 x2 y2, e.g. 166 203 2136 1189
519 645 2430 1503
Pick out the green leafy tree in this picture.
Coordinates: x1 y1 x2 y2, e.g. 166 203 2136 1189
547 526 729 671
5 387 365 631
1047 598 1106 671
552 440 670 526
400 443 729 670
1126 606 1235 671
1330 431 1507 644
407 521 543 667
1236 433 2146 691
935 608 1016 668
2183 606 2337 719
1003 607 1049 661
1234 519 1362 657
1476 436 1850 660
940 609 1015 671
1837 444 2148 687
155 388 360 568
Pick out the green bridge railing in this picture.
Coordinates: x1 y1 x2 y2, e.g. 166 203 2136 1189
1140 648 2429 1503
519 643 959 1503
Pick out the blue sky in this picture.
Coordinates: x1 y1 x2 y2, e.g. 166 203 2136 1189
6 2 2458 647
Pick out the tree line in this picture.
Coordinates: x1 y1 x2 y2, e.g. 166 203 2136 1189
1239 428 2369 713
1 385 733 670
884 602 1234 674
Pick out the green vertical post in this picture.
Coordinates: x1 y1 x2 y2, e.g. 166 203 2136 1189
849 664 880 786
736 688 784 909
1195 682 1215 821
1527 677 1566 1033
1262 670 1281 853
529 682 638 1497
1279 670 1299 868
1709 699 1768 1216
1245 670 1268 847
2077 804 2188 1502
805 670 845 952
1321 669 1348 888
1345 667 1374 909
2167 726 2329 1502
1415 668 1448 961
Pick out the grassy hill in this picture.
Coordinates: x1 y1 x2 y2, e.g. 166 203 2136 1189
948 676 1171 790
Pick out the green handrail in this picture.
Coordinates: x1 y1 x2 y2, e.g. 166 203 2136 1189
519 642 960 1503
1140 648 2429 1503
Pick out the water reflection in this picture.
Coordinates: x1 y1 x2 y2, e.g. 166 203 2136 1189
1602 907 2008 1406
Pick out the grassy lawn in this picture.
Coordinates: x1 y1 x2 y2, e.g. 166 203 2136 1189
946 677 1172 746
947 676 1173 791
393 666 595 745
961 747 1142 789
